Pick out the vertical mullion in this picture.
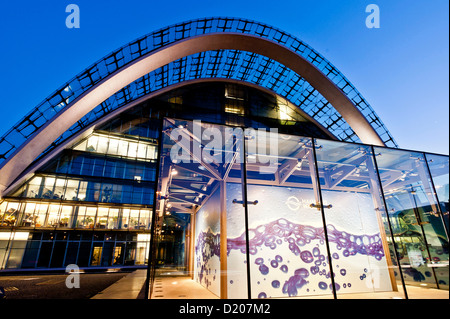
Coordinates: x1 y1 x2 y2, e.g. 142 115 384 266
423 153 449 239
408 188 440 289
311 138 337 299
370 145 408 299
241 127 252 299
144 117 164 300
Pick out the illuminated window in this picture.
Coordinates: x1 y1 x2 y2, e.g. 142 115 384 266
168 96 183 104
73 132 157 161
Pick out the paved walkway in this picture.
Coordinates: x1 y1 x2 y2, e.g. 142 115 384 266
151 276 218 299
91 269 148 299
91 269 448 300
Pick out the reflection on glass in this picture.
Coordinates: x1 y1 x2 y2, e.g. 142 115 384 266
375 147 449 292
425 154 449 232
315 140 403 297
152 118 249 299
58 206 73 228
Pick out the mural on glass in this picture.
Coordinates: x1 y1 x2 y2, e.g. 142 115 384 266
245 185 333 298
225 183 249 299
194 188 221 296
243 132 335 298
315 140 398 295
244 135 399 298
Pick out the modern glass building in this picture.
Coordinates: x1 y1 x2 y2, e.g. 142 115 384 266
0 17 448 299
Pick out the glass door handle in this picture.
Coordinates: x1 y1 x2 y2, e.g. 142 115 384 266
232 199 258 205
310 203 333 209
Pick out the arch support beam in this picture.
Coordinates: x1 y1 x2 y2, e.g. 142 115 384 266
0 32 384 195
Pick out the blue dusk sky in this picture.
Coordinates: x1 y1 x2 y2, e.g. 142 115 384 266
0 0 448 155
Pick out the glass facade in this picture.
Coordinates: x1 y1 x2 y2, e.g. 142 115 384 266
0 83 448 299
374 148 449 290
0 82 328 271
149 117 448 299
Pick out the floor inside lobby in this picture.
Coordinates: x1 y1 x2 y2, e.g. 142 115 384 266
150 268 449 300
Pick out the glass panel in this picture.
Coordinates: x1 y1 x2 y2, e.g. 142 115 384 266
57 205 73 228
101 242 114 266
151 118 248 299
140 209 151 230
77 207 96 229
75 206 86 228
1 202 20 226
97 136 109 154
22 240 40 268
96 207 109 229
375 147 449 293
0 202 7 226
26 176 42 198
22 202 37 227
315 140 404 298
425 154 449 232
42 177 56 199
46 204 60 227
65 242 79 266
37 241 53 268
121 208 130 229
78 181 88 201
78 242 92 267
129 209 140 230
118 140 129 157
6 243 26 268
54 178 66 200
66 180 80 201
34 203 48 228
245 130 333 298
128 141 138 158
50 241 67 267
5 232 29 269
91 243 103 266
136 233 150 265
108 137 119 155
113 243 125 265
108 208 120 229
125 241 136 265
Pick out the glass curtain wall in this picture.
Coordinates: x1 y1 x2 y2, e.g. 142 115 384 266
151 118 248 299
244 131 334 298
314 140 403 297
374 147 449 292
152 118 449 299
0 126 156 270
243 133 404 298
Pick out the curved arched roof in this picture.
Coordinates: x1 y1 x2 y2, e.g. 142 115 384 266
0 17 397 193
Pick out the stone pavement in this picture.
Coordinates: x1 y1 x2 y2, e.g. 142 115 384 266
91 269 148 299
91 269 448 299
